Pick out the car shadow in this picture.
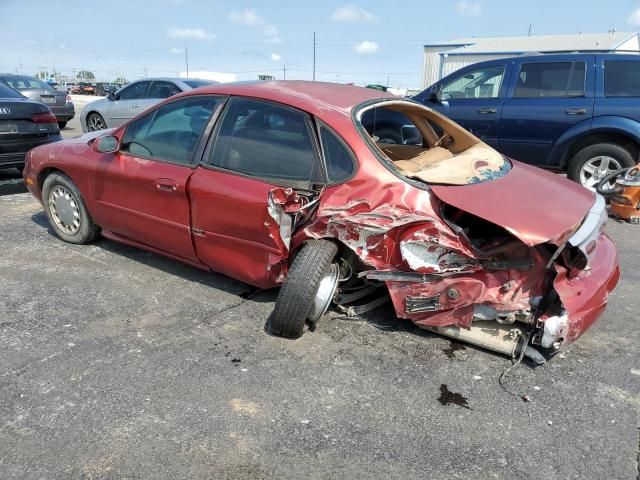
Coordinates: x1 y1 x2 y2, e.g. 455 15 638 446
0 168 27 196
30 211 276 303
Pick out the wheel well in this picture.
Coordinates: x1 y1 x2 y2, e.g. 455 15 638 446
566 132 639 166
37 167 63 192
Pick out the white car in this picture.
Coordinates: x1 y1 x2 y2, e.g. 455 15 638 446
80 77 217 132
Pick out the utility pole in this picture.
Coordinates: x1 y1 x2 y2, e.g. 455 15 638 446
313 32 316 81
283 64 286 80
144 66 148 78
528 24 532 36
185 43 189 78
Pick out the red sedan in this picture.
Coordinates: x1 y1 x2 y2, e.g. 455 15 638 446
23 81 619 363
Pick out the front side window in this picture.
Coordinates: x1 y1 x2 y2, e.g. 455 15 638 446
319 125 355 183
148 81 182 99
514 62 586 98
604 60 640 97
441 65 505 100
121 97 219 164
209 98 319 184
118 81 151 100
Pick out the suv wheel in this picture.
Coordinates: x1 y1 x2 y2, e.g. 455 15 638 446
568 143 636 190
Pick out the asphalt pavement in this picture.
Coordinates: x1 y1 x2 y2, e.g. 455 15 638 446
0 188 638 479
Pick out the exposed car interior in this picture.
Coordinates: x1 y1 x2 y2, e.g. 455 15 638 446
359 100 510 185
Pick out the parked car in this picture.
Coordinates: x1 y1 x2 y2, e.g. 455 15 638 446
0 74 75 128
0 82 62 170
80 77 218 132
23 81 619 361
366 53 640 189
94 83 118 96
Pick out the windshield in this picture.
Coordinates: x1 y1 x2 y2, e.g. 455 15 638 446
183 79 217 88
0 83 25 99
1 76 54 91
357 100 510 186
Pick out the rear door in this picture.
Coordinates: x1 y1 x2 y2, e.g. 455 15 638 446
93 95 223 262
103 81 152 127
419 63 508 148
499 56 595 166
189 97 324 288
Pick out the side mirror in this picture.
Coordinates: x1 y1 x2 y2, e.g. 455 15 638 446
429 87 442 103
107 92 116 101
94 135 119 153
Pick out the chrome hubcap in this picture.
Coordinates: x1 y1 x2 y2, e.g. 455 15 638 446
88 114 105 131
309 264 340 322
48 186 81 234
580 155 622 191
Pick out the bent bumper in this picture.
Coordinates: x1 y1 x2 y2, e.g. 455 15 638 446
553 232 620 343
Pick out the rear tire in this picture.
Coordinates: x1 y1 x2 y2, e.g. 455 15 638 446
568 143 636 189
268 240 339 339
86 113 106 131
42 173 100 244
58 121 67 129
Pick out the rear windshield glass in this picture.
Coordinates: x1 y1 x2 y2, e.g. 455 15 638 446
183 80 217 88
358 101 510 186
0 83 25 98
1 76 54 91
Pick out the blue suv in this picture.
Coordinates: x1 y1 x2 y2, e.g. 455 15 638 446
368 53 640 188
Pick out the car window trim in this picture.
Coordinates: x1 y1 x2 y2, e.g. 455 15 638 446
118 94 226 168
513 60 587 99
315 120 358 185
201 95 326 189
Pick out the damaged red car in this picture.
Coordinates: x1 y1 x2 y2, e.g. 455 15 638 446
23 81 620 363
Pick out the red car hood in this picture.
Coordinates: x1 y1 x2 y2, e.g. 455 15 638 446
430 161 596 246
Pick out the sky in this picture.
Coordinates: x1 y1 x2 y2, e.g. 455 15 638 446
1 0 640 89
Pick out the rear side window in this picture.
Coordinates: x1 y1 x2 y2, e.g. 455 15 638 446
319 126 355 183
209 98 319 185
604 61 640 97
148 81 182 99
514 62 586 98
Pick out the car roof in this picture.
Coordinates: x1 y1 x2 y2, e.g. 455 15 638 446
188 80 397 117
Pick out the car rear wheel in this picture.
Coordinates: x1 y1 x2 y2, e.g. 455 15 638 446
568 143 636 190
42 173 100 244
58 121 67 129
87 113 106 131
267 240 339 339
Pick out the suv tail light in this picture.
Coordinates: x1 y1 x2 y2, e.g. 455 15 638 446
31 112 58 124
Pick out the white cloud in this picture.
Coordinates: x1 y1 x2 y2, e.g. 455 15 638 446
628 8 640 26
354 40 378 54
330 4 378 22
169 47 184 54
271 53 282 61
167 27 216 40
456 1 481 16
229 9 281 43
229 8 263 26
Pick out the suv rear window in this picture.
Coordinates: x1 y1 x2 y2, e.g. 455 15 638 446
604 60 640 97
514 62 586 98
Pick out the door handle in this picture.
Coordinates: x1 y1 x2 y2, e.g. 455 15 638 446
131 104 140 108
154 179 178 192
565 107 587 115
477 107 497 114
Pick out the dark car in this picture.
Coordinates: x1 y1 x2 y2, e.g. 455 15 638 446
22 81 619 360
366 53 640 189
0 82 62 170
0 74 75 128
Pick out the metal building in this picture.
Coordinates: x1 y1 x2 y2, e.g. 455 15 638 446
422 31 640 88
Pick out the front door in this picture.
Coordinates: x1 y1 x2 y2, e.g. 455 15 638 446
499 56 595 166
104 80 155 128
422 63 508 148
93 95 222 262
189 97 323 288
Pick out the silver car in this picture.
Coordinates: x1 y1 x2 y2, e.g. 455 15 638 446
80 77 217 132
0 74 75 128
